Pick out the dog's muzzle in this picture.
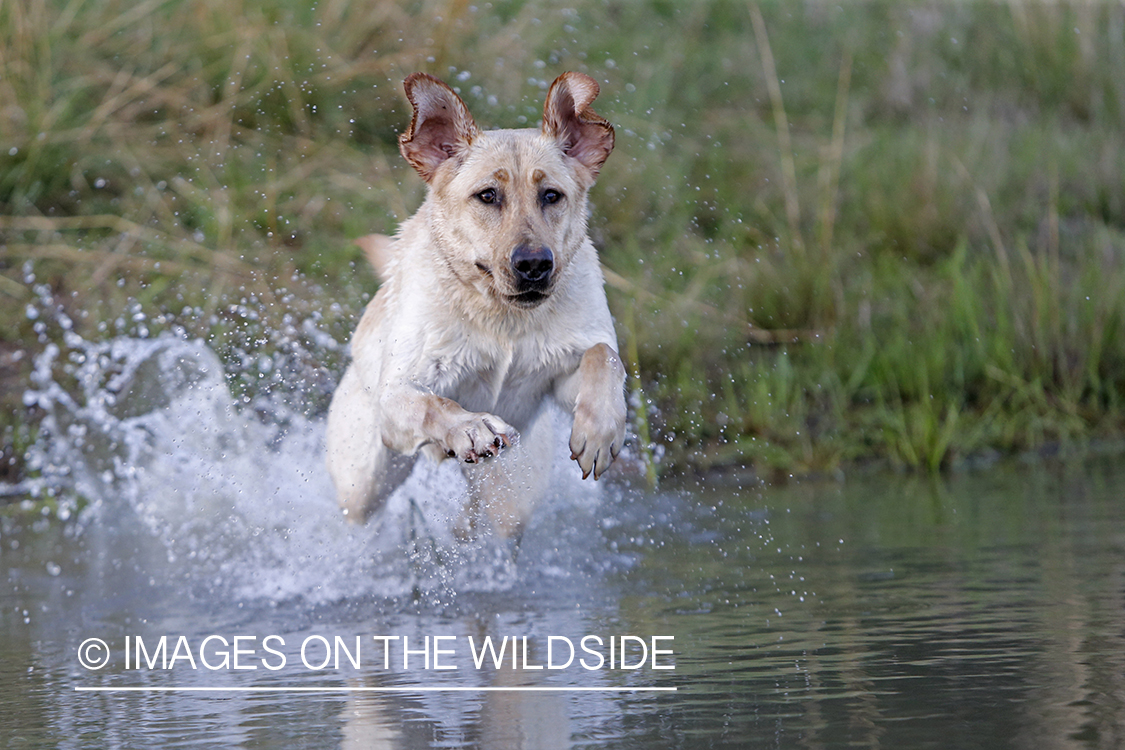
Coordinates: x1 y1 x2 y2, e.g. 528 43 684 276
510 244 554 299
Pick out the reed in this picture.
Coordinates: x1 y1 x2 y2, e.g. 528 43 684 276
2 1 1123 492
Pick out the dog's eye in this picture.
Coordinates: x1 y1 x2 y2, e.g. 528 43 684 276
476 188 498 205
541 189 563 205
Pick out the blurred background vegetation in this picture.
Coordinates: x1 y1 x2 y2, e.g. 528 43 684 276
2 0 1124 490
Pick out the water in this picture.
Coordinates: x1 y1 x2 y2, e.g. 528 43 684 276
3 333 1124 749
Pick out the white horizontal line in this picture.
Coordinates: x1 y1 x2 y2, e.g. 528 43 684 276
75 686 677 693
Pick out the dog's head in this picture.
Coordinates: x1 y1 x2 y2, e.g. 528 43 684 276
399 72 614 310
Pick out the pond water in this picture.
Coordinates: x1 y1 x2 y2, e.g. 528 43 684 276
2 335 1124 749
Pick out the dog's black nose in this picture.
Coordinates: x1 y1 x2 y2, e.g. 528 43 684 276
511 245 554 290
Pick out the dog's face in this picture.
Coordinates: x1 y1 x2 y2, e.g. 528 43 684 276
399 73 614 310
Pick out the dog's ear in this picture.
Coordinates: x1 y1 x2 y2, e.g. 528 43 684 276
399 73 479 182
542 72 615 177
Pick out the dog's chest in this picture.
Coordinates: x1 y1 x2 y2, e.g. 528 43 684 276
425 335 565 422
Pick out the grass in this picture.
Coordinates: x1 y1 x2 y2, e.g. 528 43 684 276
2 0 1124 493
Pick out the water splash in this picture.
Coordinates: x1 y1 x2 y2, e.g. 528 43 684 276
21 326 603 606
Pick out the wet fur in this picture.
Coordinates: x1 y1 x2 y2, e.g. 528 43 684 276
325 72 627 539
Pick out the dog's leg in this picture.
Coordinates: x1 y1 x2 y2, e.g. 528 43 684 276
556 343 627 480
460 406 555 541
326 365 416 522
379 389 517 465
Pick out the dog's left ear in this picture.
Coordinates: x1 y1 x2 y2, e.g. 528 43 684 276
542 72 615 177
400 73 479 182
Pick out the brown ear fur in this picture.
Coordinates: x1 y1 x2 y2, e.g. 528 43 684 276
399 73 479 182
542 72 615 177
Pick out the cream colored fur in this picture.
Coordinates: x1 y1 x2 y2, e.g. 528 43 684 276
325 72 627 539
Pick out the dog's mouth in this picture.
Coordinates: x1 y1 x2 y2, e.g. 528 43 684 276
476 261 552 308
506 289 550 308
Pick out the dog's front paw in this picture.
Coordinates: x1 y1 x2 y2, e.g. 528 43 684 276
441 413 517 464
569 400 626 480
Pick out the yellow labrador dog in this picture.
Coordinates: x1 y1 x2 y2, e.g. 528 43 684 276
326 72 626 539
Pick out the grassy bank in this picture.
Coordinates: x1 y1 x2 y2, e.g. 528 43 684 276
2 0 1124 491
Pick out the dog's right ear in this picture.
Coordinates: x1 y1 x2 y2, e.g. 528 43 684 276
399 73 478 182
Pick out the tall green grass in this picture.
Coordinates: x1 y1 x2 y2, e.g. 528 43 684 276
2 0 1123 488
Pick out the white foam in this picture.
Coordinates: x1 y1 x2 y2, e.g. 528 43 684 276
24 332 603 605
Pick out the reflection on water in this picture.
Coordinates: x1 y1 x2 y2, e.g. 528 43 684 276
2 334 1124 748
